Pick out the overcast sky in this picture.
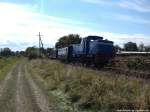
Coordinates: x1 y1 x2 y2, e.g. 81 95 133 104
0 0 150 51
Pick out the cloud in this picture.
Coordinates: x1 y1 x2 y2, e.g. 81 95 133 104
0 2 92 50
0 40 30 51
81 0 113 5
82 0 150 13
114 14 150 25
118 0 150 13
83 31 150 47
100 33 150 47
0 2 150 51
82 0 150 26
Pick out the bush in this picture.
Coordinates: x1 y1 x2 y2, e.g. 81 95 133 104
25 47 39 60
127 58 150 70
28 53 38 60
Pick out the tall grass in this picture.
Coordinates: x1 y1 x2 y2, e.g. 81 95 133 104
0 57 18 81
114 56 150 71
29 59 150 111
127 57 150 71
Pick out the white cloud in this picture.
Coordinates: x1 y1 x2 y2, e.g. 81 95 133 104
114 14 150 25
0 2 150 51
81 0 113 5
99 33 150 47
82 31 150 47
118 0 150 13
82 0 150 13
82 0 150 26
0 2 91 50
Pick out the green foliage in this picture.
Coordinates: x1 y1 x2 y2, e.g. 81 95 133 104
29 59 150 111
0 48 12 57
55 34 81 48
15 51 25 57
114 45 122 52
138 43 144 52
145 46 150 52
124 42 138 51
127 58 150 70
25 47 39 60
0 57 17 81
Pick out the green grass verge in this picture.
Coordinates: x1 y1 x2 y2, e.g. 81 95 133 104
0 57 18 81
28 59 150 112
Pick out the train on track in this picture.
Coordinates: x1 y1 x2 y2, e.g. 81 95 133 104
49 36 115 66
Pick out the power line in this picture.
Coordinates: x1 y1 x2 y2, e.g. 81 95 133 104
36 32 44 56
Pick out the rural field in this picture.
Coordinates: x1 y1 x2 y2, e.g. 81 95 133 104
0 57 150 112
1 0 150 112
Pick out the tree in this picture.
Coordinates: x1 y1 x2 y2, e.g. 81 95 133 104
124 42 138 51
15 51 25 57
55 34 81 48
19 51 25 56
25 47 38 60
145 46 150 52
138 43 145 52
114 45 122 52
0 48 12 56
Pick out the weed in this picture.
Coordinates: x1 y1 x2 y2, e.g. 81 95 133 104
0 57 18 81
29 59 150 111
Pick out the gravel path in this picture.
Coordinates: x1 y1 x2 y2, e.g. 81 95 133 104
0 61 51 112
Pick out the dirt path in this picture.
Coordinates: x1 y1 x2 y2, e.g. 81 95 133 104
0 61 52 112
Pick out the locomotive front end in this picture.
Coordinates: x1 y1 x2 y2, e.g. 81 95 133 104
88 37 115 65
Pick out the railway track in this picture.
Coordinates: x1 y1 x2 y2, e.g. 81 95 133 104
113 60 150 63
71 62 150 80
53 56 150 80
101 67 150 79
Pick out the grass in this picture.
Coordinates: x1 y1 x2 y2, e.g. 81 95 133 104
114 56 150 71
28 59 150 112
0 57 18 81
127 57 150 71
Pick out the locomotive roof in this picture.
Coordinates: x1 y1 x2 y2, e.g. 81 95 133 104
86 36 103 40
86 36 113 43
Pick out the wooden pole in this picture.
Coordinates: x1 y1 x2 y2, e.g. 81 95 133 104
37 32 43 57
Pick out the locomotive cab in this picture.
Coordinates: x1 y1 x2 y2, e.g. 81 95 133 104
80 36 115 65
80 36 103 55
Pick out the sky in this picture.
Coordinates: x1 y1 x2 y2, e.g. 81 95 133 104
0 0 150 51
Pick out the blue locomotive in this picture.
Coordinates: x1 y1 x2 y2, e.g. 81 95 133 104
50 36 115 66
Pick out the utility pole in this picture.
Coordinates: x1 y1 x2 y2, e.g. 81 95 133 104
37 32 44 57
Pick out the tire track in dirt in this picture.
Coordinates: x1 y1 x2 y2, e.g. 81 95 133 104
0 63 18 97
24 64 51 112
0 60 52 112
16 64 24 112
0 63 19 112
15 63 41 112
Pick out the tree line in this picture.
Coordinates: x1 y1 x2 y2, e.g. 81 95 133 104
115 42 150 52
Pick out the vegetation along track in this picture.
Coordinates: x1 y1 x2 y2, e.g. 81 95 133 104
101 67 150 79
0 60 52 112
72 63 150 80
29 59 150 111
0 58 149 112
103 56 150 79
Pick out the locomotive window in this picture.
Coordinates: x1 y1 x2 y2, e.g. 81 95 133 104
90 39 100 42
